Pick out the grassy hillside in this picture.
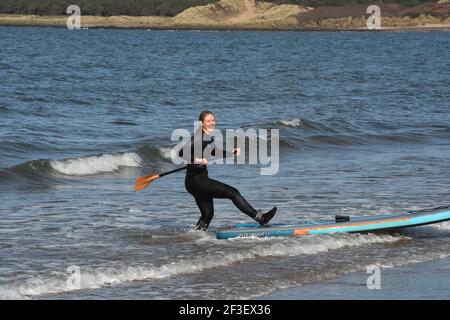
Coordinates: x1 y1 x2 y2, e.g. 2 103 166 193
0 0 219 17
0 0 439 17
0 0 448 29
268 0 437 7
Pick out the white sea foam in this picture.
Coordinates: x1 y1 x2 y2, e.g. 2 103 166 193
434 221 450 230
275 118 302 128
0 233 405 299
403 220 450 238
160 146 179 161
49 152 142 176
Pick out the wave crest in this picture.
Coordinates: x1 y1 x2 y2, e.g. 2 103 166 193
49 152 142 176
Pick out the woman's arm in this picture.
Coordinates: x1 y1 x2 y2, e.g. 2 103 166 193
179 135 208 165
209 139 239 160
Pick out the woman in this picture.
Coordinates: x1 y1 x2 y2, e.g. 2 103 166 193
179 110 277 231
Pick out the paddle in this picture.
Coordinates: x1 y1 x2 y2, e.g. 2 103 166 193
134 165 188 192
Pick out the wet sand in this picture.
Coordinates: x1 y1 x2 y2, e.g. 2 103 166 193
260 257 450 300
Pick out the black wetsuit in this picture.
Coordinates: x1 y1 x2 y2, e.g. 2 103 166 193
179 132 258 230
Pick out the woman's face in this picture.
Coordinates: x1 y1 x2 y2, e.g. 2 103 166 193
202 114 216 133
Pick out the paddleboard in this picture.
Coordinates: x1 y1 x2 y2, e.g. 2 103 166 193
215 205 450 239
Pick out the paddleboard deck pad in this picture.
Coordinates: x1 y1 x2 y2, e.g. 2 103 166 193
215 205 450 239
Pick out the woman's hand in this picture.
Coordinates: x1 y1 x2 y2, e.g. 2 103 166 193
233 148 241 156
195 158 208 165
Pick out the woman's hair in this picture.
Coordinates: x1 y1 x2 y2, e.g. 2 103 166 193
198 110 214 122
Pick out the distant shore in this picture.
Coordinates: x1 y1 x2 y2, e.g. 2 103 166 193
1 14 450 31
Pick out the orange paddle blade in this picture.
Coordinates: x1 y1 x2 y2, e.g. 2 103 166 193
134 174 160 192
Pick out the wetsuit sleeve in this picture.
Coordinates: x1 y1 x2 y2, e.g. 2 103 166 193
211 142 236 159
178 136 196 163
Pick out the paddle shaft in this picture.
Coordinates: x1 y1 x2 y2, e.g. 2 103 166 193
158 165 188 178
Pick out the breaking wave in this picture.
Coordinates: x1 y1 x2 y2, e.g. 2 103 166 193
0 152 143 186
0 232 405 299
49 152 142 176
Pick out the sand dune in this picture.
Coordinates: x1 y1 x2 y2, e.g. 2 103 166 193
173 0 309 28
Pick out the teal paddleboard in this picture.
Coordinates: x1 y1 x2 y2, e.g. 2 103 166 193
215 205 450 240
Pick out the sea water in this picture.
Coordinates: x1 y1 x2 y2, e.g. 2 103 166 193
0 27 449 299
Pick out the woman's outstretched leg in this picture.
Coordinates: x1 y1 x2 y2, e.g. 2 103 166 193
205 178 257 218
205 178 276 224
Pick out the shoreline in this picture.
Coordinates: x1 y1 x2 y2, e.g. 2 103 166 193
1 14 450 32
259 257 450 300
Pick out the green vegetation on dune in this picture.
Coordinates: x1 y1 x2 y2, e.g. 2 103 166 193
268 0 438 7
0 0 439 17
0 0 219 17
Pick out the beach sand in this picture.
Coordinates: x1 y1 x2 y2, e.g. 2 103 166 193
260 257 450 300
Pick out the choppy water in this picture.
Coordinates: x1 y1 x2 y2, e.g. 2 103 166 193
0 26 449 299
